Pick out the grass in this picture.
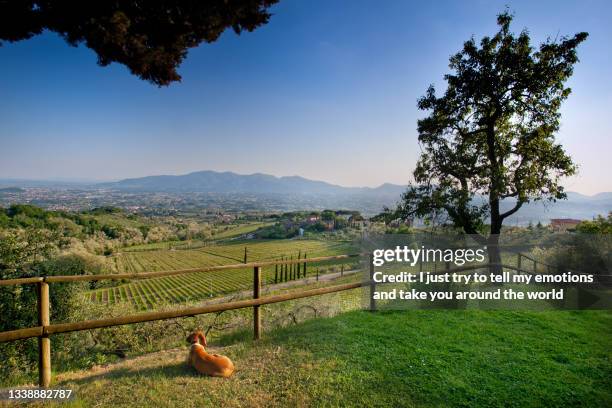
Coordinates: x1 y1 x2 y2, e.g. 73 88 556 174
212 222 273 239
36 309 611 407
121 240 184 252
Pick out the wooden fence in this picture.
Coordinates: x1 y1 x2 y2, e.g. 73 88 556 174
0 254 365 388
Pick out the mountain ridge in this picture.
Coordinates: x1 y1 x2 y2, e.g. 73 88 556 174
95 170 611 221
97 170 407 195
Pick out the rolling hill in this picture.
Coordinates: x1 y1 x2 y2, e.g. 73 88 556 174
99 170 406 196
98 170 611 221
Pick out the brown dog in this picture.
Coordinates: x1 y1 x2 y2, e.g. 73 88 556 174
186 330 235 378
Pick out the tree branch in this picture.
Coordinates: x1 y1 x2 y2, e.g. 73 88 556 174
500 201 524 219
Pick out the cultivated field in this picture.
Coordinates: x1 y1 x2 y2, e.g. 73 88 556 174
93 240 547 310
212 222 273 239
91 239 358 309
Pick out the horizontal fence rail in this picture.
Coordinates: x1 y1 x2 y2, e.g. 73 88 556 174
0 254 361 286
0 281 365 343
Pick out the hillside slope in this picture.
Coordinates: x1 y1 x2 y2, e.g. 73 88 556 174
35 310 611 407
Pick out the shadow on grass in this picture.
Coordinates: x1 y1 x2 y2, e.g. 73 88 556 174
56 360 195 387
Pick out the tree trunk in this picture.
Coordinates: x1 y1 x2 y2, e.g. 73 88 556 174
488 172 503 277
487 233 503 277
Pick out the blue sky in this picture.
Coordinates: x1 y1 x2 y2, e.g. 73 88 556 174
0 0 610 194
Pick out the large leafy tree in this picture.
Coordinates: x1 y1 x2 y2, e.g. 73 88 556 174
0 0 278 86
398 12 587 266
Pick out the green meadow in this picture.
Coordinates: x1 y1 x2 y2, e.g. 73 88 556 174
44 308 611 408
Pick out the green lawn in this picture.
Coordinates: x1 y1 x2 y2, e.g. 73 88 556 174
48 309 611 407
212 222 274 239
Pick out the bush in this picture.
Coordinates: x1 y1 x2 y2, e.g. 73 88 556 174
256 224 298 239
540 233 610 278
0 233 93 382
305 222 326 233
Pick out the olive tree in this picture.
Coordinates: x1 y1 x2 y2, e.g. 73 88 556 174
398 11 588 269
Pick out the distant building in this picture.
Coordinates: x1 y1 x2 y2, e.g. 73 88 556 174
349 214 366 228
323 220 335 230
217 214 235 223
298 227 304 236
388 218 413 228
550 218 581 232
336 213 352 221
306 214 320 223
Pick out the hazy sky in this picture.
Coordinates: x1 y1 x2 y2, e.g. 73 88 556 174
1 0 610 194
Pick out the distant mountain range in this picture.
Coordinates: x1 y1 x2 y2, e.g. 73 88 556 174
98 171 611 221
1 170 610 221
98 170 407 196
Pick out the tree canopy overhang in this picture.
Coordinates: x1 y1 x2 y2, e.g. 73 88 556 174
0 0 279 86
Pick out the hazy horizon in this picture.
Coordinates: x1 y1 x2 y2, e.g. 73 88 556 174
1 169 611 196
1 0 611 194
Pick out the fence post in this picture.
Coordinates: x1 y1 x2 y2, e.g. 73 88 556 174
274 263 278 284
303 253 307 277
517 253 522 270
253 266 261 340
38 281 51 387
297 251 302 278
244 247 248 264
369 254 377 311
284 257 288 282
283 257 288 282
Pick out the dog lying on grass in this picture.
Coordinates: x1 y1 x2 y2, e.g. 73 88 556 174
186 330 235 378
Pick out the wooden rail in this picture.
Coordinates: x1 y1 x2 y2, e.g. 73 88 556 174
0 281 365 343
0 254 358 286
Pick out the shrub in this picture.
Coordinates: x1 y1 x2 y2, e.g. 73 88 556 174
0 234 93 383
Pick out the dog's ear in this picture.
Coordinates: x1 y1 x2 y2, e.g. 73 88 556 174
198 331 207 348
